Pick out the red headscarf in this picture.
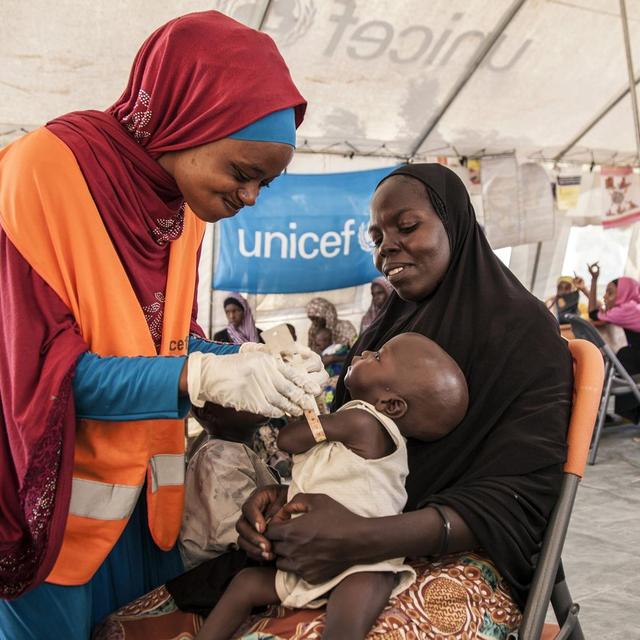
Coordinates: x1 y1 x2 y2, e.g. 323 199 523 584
1 10 305 597
47 9 306 348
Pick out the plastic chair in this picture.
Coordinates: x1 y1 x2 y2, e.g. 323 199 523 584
567 315 640 464
517 339 604 640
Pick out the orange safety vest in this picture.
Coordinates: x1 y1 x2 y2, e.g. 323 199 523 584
0 128 205 585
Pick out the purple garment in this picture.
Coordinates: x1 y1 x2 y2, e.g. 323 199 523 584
225 294 260 344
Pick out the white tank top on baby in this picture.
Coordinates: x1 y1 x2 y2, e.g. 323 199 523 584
288 399 409 517
277 399 415 609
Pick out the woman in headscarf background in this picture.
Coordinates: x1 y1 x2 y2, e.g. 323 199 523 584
305 298 357 415
360 276 394 333
306 297 357 353
0 11 324 639
228 163 572 638
574 263 640 422
213 294 262 344
545 275 581 323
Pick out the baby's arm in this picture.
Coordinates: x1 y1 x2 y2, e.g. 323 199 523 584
277 409 395 459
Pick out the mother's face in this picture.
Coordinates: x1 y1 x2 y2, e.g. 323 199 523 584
369 175 451 302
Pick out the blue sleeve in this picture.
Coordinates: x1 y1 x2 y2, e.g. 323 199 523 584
188 335 240 355
74 352 190 421
73 338 240 421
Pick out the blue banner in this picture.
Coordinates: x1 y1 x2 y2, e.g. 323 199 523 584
213 167 396 294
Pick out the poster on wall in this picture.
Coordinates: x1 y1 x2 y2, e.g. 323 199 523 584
481 155 555 249
567 167 640 228
600 167 640 228
556 174 582 211
213 167 397 294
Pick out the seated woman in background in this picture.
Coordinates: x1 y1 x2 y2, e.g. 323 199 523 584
545 275 581 323
360 276 394 332
213 294 262 344
306 297 357 354
574 263 640 422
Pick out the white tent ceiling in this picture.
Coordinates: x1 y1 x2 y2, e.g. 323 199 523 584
1 0 640 164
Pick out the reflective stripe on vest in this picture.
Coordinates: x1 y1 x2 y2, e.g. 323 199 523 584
69 453 184 520
149 453 185 493
69 478 142 521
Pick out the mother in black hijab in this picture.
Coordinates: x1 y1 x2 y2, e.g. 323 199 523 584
233 163 573 635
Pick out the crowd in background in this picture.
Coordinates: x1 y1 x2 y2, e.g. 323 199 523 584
209 267 640 479
548 265 640 426
209 279 395 477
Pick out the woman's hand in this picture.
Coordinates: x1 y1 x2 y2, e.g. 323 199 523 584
241 342 329 391
236 484 288 560
265 493 370 584
587 261 600 280
186 351 320 418
572 274 586 291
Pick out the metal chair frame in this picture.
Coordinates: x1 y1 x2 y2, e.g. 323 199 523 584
517 339 604 640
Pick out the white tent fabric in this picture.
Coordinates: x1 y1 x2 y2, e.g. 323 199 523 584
3 0 640 336
2 0 640 163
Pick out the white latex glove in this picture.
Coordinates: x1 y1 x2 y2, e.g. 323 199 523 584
187 351 316 418
282 344 324 373
240 342 329 390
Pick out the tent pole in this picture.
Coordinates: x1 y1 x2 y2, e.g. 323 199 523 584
619 0 640 164
258 0 273 30
553 74 640 162
208 223 217 339
530 241 542 292
408 0 528 158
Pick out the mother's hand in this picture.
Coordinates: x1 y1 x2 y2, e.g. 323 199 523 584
266 493 369 585
236 484 288 561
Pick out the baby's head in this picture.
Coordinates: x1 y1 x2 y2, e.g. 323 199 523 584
315 327 333 352
344 333 468 440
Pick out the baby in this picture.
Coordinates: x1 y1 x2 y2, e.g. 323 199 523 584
196 332 469 640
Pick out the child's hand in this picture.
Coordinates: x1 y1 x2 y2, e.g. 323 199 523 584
269 498 310 525
236 484 288 561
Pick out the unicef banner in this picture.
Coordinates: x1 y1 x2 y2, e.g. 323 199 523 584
213 167 396 294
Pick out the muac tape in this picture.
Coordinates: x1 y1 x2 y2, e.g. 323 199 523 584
213 167 397 294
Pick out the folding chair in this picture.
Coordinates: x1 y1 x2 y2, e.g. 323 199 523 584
567 315 640 464
517 339 604 640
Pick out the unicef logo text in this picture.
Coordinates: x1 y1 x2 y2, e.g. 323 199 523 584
217 0 316 46
238 220 359 260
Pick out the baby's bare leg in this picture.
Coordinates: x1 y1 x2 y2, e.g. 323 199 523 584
195 566 279 640
323 571 396 640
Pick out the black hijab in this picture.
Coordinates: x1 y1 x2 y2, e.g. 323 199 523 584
333 163 573 607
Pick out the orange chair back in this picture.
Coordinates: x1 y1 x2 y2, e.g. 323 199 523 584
565 340 605 477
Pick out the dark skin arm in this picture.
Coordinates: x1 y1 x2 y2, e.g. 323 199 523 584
573 262 600 313
236 488 478 584
277 408 395 460
321 352 348 366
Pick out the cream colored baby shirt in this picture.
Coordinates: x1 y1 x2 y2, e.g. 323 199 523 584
276 399 416 608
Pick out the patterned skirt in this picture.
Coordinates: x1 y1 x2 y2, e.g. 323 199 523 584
92 553 521 640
